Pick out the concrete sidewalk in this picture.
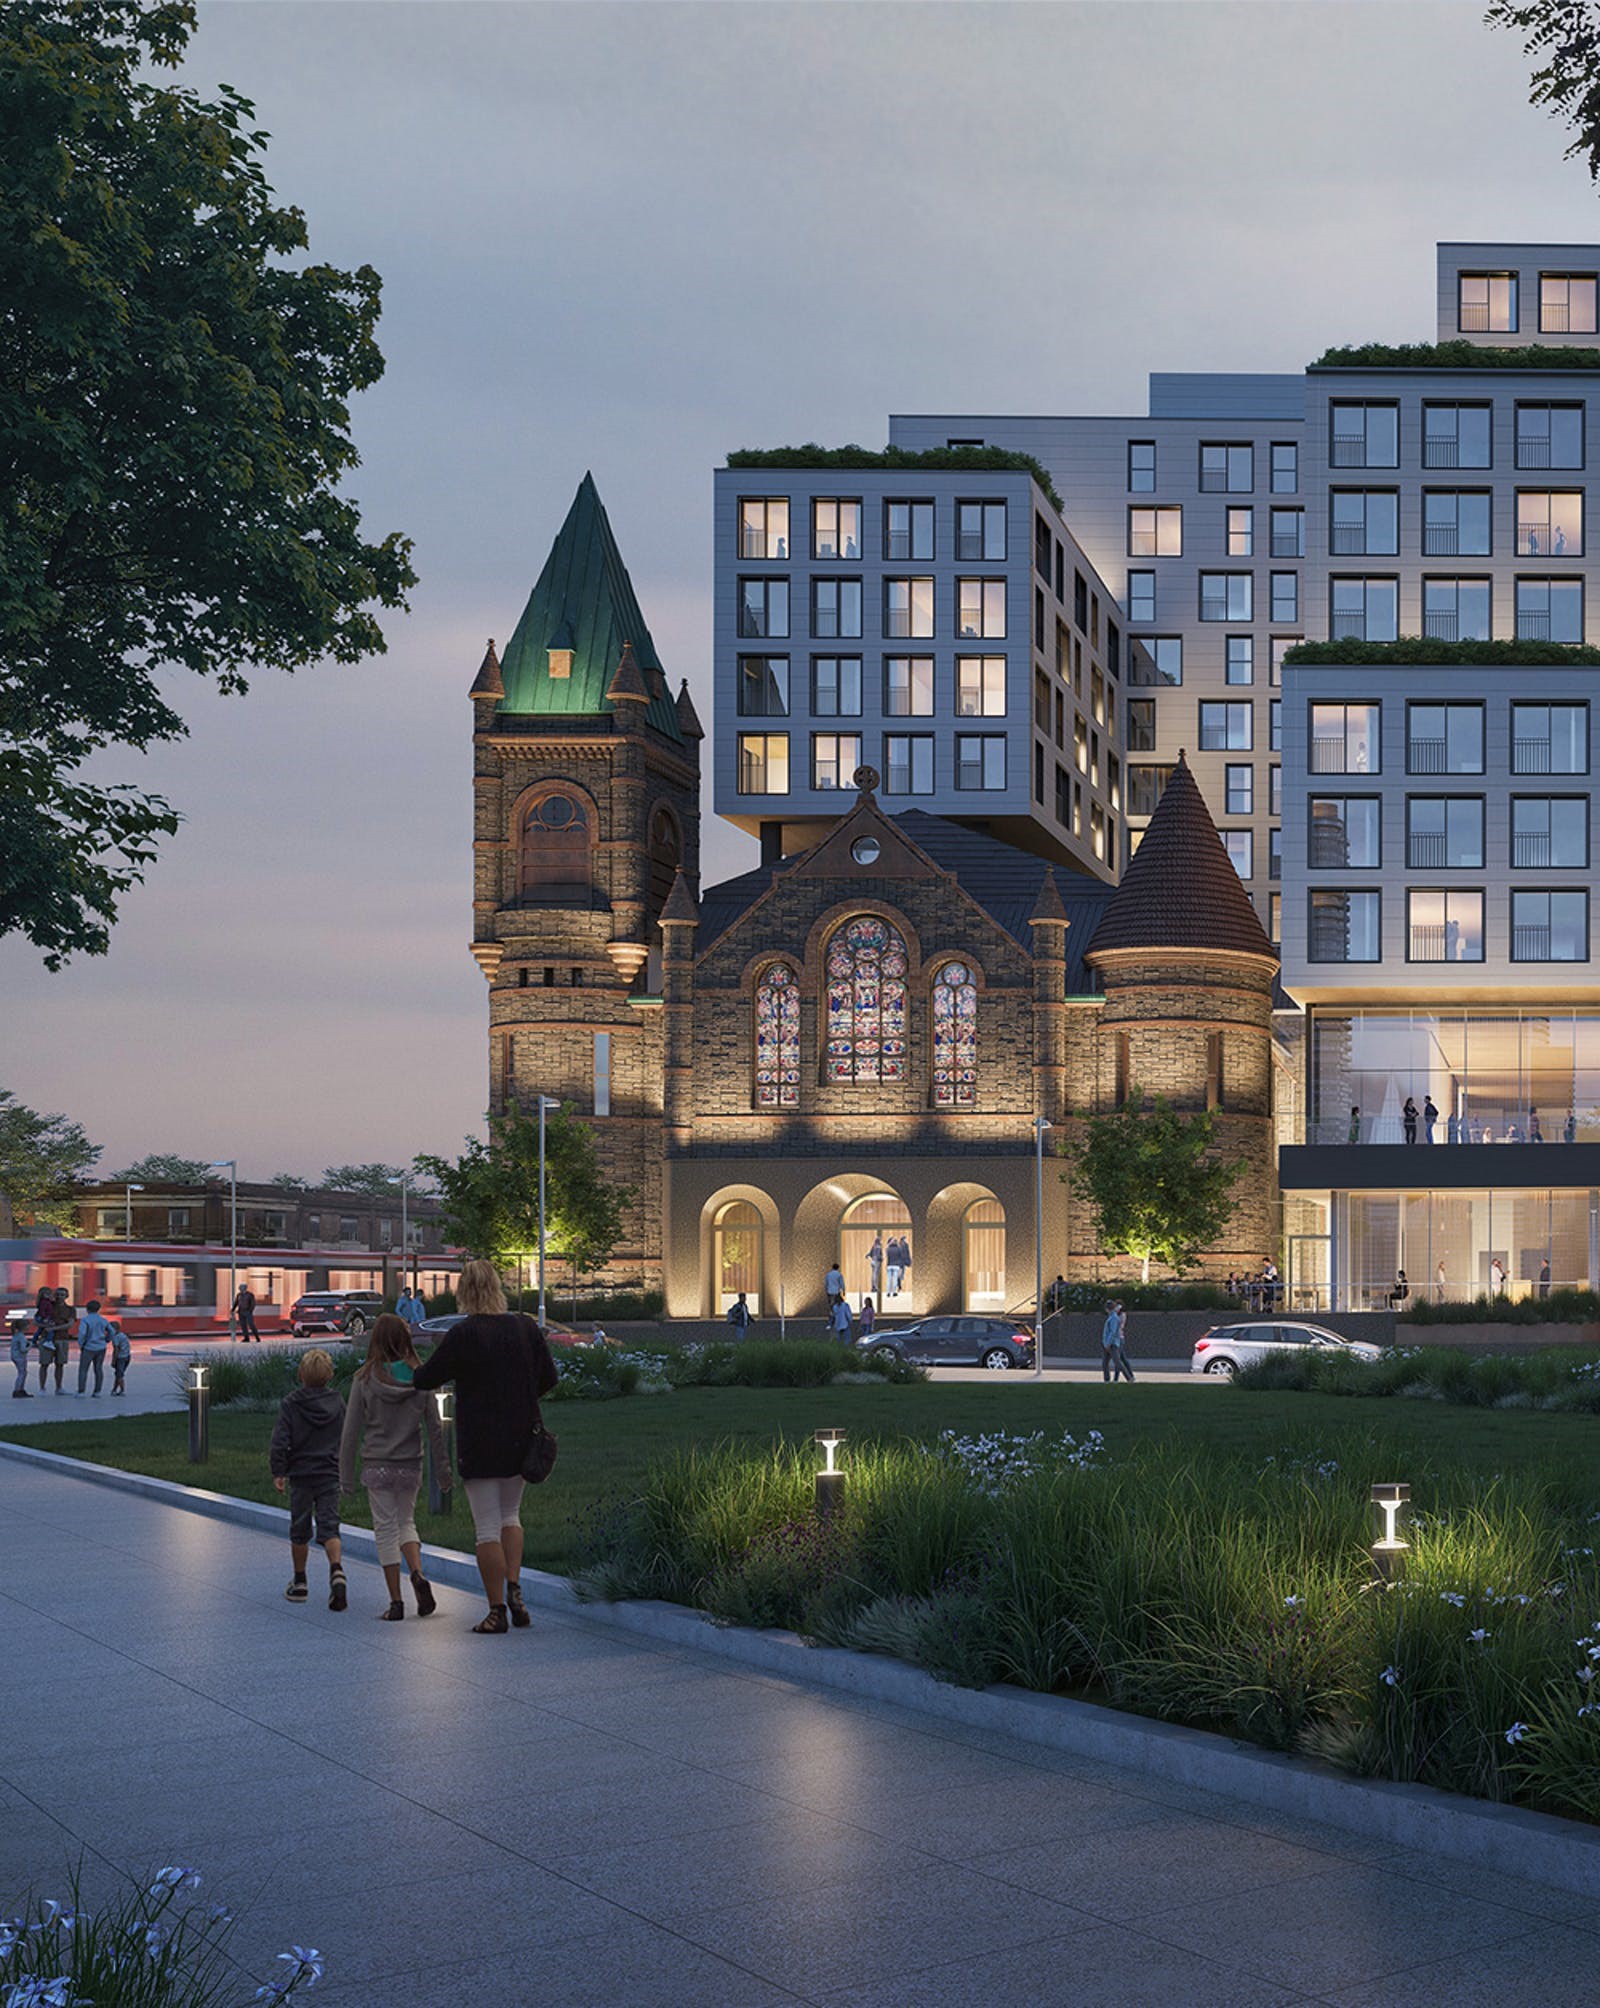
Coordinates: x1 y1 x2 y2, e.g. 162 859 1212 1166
3 1460 1597 2006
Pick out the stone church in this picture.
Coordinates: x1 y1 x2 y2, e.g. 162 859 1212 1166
471 477 1278 1319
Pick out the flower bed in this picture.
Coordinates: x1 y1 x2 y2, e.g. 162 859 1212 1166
572 1426 1600 1823
1234 1343 1600 1411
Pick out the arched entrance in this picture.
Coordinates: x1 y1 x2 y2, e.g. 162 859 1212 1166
840 1192 912 1309
713 1200 764 1315
962 1198 1007 1313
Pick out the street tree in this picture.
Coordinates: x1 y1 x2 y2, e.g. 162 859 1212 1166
0 1087 98 1231
1062 1090 1245 1284
265 1173 311 1191
322 1163 409 1199
1 1 415 965
107 1153 215 1183
1487 2 1600 178
417 1107 631 1282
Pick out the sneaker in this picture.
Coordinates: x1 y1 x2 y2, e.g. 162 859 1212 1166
11 1389 32 1399
285 1578 309 1602
328 1570 348 1613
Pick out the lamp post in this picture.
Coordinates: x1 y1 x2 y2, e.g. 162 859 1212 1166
1033 1116 1052 1380
124 1181 144 1241
207 1160 237 1338
535 1096 559 1326
815 1428 845 1519
396 1168 410 1297
1370 1481 1411 1584
187 1361 210 1463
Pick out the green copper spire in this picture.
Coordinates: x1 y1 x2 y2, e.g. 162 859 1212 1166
495 473 683 742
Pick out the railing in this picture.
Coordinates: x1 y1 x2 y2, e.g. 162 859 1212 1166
1517 612 1552 638
1458 303 1493 331
1422 437 1461 467
1514 925 1554 960
1409 924 1447 961
1407 737 1448 773
1516 526 1576 556
1513 737 1553 772
1330 435 1369 467
1408 832 1447 868
1513 831 1553 867
1270 531 1303 557
1421 524 1461 554
1329 617 1369 642
1329 525 1369 554
1310 736 1355 773
1200 598 1230 621
1517 437 1553 468
1422 611 1459 641
1541 302 1577 332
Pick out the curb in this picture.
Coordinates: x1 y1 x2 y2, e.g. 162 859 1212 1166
3 1437 1599 1899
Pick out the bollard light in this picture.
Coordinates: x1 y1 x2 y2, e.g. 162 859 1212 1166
187 1361 210 1465
1370 1481 1410 1584
427 1388 456 1515
814 1427 846 1520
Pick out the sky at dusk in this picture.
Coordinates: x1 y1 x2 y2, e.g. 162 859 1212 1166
7 0 1600 1181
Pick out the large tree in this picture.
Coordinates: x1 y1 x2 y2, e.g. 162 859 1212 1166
417 1107 631 1279
0 1087 98 1231
0 1 415 965
322 1162 410 1199
107 1152 214 1183
1488 3 1600 176
1062 1091 1245 1284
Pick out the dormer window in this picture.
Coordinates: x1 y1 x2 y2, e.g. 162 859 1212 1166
548 648 573 679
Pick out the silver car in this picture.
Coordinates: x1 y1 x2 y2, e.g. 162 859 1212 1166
1190 1320 1383 1379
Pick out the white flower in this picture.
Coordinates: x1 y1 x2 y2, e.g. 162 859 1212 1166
1439 1591 1465 1608
1468 1627 1491 1643
1505 1720 1529 1745
38 1901 75 1930
1284 1595 1303 1609
145 1924 165 1958
1577 1666 1595 1683
1381 1664 1401 1687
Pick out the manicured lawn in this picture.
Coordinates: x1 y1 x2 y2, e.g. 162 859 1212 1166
3 1380 1594 1574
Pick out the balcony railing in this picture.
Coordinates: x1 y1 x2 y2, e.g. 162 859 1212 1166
1517 437 1554 468
1329 525 1370 554
1514 925 1554 960
1270 532 1303 558
1423 437 1462 467
1421 523 1462 554
1310 736 1355 773
1408 833 1447 868
1409 924 1448 960
1516 526 1577 556
1329 617 1370 642
1514 737 1553 773
1422 611 1460 641
1329 435 1370 467
1540 302 1580 332
1513 831 1553 867
1407 737 1448 773
1517 612 1553 639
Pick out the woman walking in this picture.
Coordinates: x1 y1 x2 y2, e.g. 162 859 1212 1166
339 1313 446 1621
413 1260 557 1634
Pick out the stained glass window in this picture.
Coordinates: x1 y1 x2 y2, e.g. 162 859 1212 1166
755 963 800 1108
932 961 979 1106
825 917 909 1083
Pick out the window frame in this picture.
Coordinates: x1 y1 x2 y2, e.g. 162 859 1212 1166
1127 505 1182 558
1329 400 1399 469
1510 793 1590 870
883 576 935 640
1511 701 1590 775
1198 571 1253 622
883 654 935 718
884 499 934 563
954 732 1007 791
955 576 1007 640
737 576 790 639
1422 401 1493 470
810 576 863 640
1128 440 1156 493
881 731 935 796
810 731 862 793
1199 442 1254 493
1309 795 1382 870
810 496 862 562
956 499 1007 562
810 654 862 717
956 654 1007 718
736 654 789 718
1515 402 1585 471
1514 576 1585 643
738 497 790 562
1127 569 1156 623
1405 794 1485 871
1308 700 1381 776
1510 887 1590 962
1307 889 1382 964
1198 700 1253 752
1406 700 1485 777
1329 488 1399 557
1406 887 1486 964
1458 270 1518 333
736 732 790 795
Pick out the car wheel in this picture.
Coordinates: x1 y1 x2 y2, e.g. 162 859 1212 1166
980 1347 1014 1371
1205 1357 1236 1379
870 1344 899 1363
345 1314 366 1337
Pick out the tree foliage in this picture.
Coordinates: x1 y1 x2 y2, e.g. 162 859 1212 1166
322 1162 409 1199
1062 1091 1245 1283
0 1087 98 1230
1487 1 1600 180
107 1152 214 1183
416 1107 632 1276
1312 339 1600 370
0 1 415 964
265 1172 311 1191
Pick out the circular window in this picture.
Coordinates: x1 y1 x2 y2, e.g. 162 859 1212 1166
539 795 576 829
851 836 881 866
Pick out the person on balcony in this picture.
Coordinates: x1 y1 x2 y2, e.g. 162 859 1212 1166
1402 1096 1419 1145
1423 1096 1439 1144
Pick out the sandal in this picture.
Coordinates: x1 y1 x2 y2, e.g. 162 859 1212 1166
328 1569 348 1613
506 1582 531 1629
379 1600 405 1622
472 1605 509 1634
411 1574 437 1618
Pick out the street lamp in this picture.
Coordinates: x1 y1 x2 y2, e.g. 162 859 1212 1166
124 1181 144 1240
207 1160 237 1339
1033 1116 1052 1380
535 1096 560 1326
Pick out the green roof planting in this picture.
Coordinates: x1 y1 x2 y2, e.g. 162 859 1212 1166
1282 636 1600 667
726 443 1064 513
1311 341 1600 371
496 474 682 741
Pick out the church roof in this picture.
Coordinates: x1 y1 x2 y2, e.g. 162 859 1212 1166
1087 752 1274 961
494 474 683 742
697 812 1115 994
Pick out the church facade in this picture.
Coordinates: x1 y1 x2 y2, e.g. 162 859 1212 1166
472 478 1280 1319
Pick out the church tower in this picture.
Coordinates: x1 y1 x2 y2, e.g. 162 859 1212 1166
470 474 701 1290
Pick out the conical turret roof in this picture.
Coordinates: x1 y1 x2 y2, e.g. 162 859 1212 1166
496 474 683 741
1088 753 1274 961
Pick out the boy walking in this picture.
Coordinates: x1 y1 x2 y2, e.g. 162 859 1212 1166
110 1322 132 1396
269 1349 348 1610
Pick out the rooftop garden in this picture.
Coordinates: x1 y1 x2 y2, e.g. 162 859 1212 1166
727 442 1064 514
1282 636 1600 667
1313 341 1600 372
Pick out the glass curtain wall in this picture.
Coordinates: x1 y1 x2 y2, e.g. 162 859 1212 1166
1310 1010 1600 1145
1337 1189 1595 1306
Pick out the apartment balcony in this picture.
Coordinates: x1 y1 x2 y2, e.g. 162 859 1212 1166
1422 611 1460 641
1421 524 1463 555
1514 926 1554 960
1514 737 1554 773
1329 525 1371 555
1517 438 1554 468
1329 436 1371 468
1409 924 1448 961
1408 833 1447 869
1310 737 1357 773
1406 738 1449 774
1513 832 1554 868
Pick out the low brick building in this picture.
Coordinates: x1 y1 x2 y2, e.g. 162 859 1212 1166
474 478 1279 1319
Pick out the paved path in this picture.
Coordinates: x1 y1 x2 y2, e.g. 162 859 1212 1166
3 1461 1596 2006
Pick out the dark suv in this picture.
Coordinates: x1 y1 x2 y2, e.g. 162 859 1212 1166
858 1315 1036 1371
288 1290 384 1339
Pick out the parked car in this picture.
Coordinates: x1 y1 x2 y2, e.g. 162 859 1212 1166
288 1290 385 1339
857 1314 1035 1372
412 1313 596 1348
1190 1321 1383 1380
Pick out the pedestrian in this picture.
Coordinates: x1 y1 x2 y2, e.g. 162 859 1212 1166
1347 1106 1360 1144
338 1313 445 1622
394 1283 425 1332
109 1321 132 1396
1529 1109 1544 1144
1539 1257 1551 1300
824 1262 844 1311
1262 1259 1280 1312
1490 1255 1506 1295
413 1258 558 1635
1102 1300 1134 1383
269 1348 348 1611
1423 1096 1438 1144
858 1297 876 1335
1050 1273 1068 1314
233 1283 261 1343
75 1298 113 1396
867 1236 883 1299
1435 1260 1447 1304
30 1288 52 1394
829 1294 854 1341
726 1290 751 1333
46 1289 73 1393
1402 1096 1418 1145
883 1236 903 1298
898 1236 913 1299
1565 1112 1577 1144
9 1315 32 1399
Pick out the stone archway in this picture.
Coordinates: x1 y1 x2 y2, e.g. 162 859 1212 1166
926 1181 1007 1314
792 1174 909 1317
696 1185 780 1318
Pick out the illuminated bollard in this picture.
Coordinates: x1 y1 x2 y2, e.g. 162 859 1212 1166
815 1427 846 1521
1370 1481 1410 1584
428 1388 456 1516
187 1362 210 1464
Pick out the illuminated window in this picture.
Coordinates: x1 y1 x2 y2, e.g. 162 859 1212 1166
931 961 978 1106
885 578 934 639
739 498 789 560
812 498 861 560
957 656 1006 716
956 579 1006 639
812 733 861 791
737 734 789 794
1458 271 1517 332
1540 274 1597 334
824 917 909 1083
1128 506 1181 557
754 964 800 1108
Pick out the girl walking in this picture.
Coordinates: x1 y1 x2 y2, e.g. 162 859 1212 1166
339 1313 446 1621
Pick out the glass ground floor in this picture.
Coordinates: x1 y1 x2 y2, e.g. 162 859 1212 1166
1283 1188 1599 1311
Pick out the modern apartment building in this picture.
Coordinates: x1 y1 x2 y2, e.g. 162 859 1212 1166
890 240 1600 940
712 461 1129 879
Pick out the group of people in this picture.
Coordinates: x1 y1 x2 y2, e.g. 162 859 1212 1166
10 1288 132 1400
1352 1102 1573 1146
864 1234 911 1298
1224 1263 1280 1314
269 1258 557 1633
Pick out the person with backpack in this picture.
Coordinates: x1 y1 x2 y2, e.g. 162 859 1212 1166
413 1259 557 1635
726 1292 751 1334
339 1313 446 1621
269 1349 348 1611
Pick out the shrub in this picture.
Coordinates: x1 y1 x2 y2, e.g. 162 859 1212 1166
175 1345 360 1410
1313 339 1600 373
1234 1342 1600 1414
726 442 1064 512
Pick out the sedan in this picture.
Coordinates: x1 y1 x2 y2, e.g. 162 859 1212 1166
412 1313 595 1348
1190 1321 1383 1380
857 1314 1036 1372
